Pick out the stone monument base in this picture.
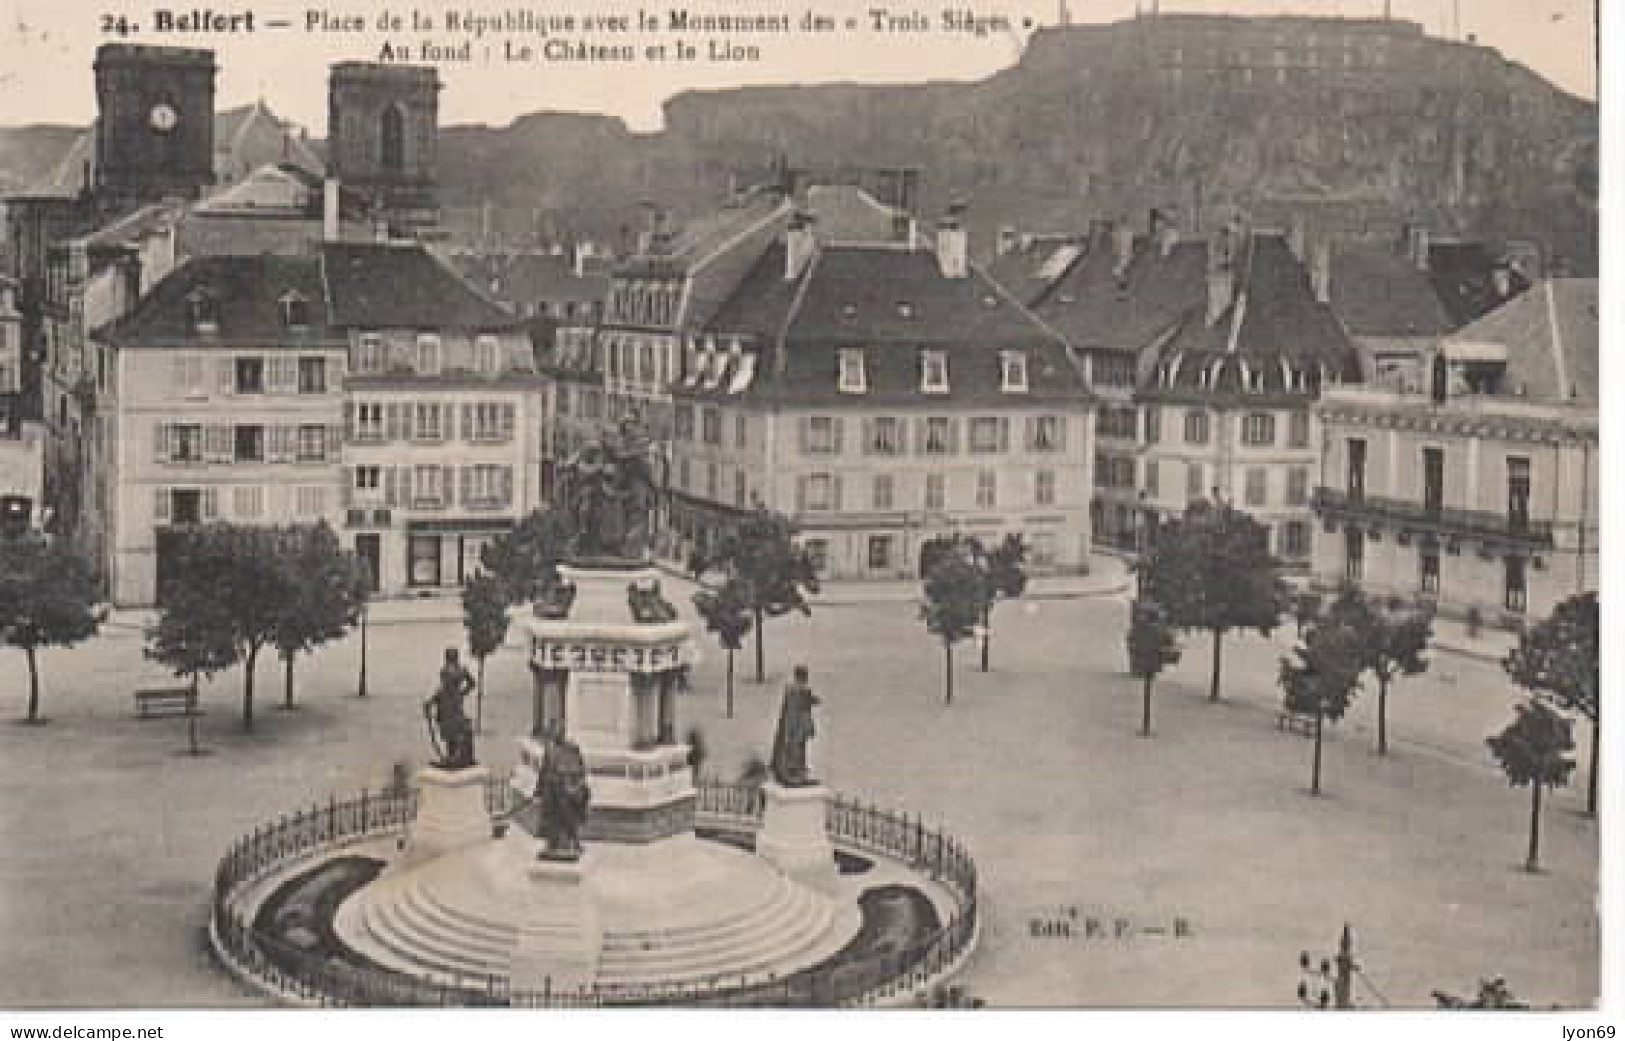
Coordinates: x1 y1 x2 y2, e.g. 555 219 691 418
756 782 839 897
400 765 492 870
511 852 602 994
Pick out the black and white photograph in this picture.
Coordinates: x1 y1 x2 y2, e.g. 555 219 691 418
0 0 1607 1026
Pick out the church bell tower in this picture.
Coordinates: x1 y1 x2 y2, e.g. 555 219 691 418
327 62 441 234
93 44 216 209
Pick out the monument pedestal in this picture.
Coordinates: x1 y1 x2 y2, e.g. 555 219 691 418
757 782 838 896
401 765 492 870
510 853 602 994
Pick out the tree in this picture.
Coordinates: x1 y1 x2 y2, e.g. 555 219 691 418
699 509 819 683
1486 700 1576 872
149 525 291 731
481 507 575 605
1279 615 1365 795
0 535 102 724
1328 586 1434 756
920 548 989 706
1291 589 1324 637
271 524 368 711
693 577 754 718
1504 593 1599 815
1126 598 1181 737
461 571 510 732
1138 502 1289 702
977 534 1028 672
145 580 236 750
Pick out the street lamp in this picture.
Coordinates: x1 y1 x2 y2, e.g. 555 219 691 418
356 558 374 699
1297 924 1356 1010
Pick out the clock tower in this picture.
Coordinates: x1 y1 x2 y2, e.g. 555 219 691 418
93 44 216 209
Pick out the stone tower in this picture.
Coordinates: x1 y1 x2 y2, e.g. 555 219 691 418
92 44 216 207
327 62 441 232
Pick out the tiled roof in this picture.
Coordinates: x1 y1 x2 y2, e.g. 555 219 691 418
1444 278 1598 406
494 252 611 306
1028 234 1210 353
96 254 338 346
321 242 521 330
1329 242 1455 337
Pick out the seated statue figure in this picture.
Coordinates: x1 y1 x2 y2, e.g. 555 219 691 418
533 720 591 861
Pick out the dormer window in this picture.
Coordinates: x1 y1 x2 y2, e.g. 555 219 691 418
1000 350 1029 393
475 334 500 376
185 288 218 333
838 348 867 394
921 349 949 394
896 302 915 319
415 333 442 376
278 291 309 330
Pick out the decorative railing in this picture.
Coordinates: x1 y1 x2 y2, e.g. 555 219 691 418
1312 487 1555 549
211 779 978 1009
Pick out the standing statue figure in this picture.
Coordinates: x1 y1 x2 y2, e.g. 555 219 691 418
533 720 591 861
557 412 663 561
424 648 477 769
769 665 820 787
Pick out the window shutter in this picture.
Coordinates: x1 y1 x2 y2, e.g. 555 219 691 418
328 424 345 461
342 401 355 440
341 471 353 508
154 487 170 521
218 358 234 395
832 476 843 512
501 404 515 442
1024 416 1037 452
947 419 960 455
831 418 844 456
1057 417 1069 451
914 417 928 456
998 417 1011 453
461 466 474 504
202 488 219 520
499 466 513 506
860 419 873 456
400 403 415 441
385 404 401 441
461 404 474 441
895 418 908 455
400 466 413 504
383 467 397 506
209 425 232 462
154 422 169 463
442 464 456 506
795 477 807 513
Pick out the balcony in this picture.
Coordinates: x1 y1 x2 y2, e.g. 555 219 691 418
1311 487 1554 550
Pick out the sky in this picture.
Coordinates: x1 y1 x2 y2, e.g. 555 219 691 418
0 0 1599 133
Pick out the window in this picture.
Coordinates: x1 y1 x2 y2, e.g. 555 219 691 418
297 425 327 462
804 539 829 575
355 465 382 497
735 414 748 449
1035 468 1056 506
1344 527 1365 581
234 425 264 463
678 457 690 491
734 469 748 507
1031 532 1058 567
470 403 515 442
1288 411 1310 448
674 403 694 440
807 416 836 454
584 390 602 421
475 335 500 375
232 486 264 519
838 349 867 393
1282 521 1309 558
414 465 444 505
924 417 952 455
868 535 894 571
1032 415 1063 452
465 464 509 507
356 334 385 375
1244 467 1267 506
1143 406 1162 445
969 417 1003 453
1143 461 1159 498
1347 438 1367 499
1286 467 1309 506
976 470 997 508
279 292 310 329
1093 452 1111 489
1420 544 1440 593
1423 447 1445 514
408 534 441 587
171 424 202 463
871 417 900 455
295 486 326 518
1186 462 1205 503
925 473 946 511
1242 413 1276 447
414 403 442 441
873 474 894 510
415 335 442 376
921 349 949 393
235 357 265 394
1184 410 1210 445
1100 407 1137 441
702 407 722 446
298 357 327 394
1000 350 1028 392
706 462 719 501
1506 457 1530 532
186 289 219 332
805 474 833 511
1504 555 1527 612
356 403 384 441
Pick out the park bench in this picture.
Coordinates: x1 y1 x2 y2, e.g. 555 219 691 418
1275 710 1318 737
134 685 198 720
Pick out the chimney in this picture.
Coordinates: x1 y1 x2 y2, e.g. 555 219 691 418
1287 215 1306 260
936 200 969 279
1310 240 1332 304
1111 224 1135 277
323 178 340 242
1411 225 1431 271
785 210 817 281
997 225 1019 256
1205 240 1233 327
1490 265 1513 299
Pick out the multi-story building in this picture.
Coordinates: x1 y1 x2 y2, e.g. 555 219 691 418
0 275 21 432
666 205 1095 578
93 254 349 606
324 241 538 595
1312 278 1598 625
0 275 44 530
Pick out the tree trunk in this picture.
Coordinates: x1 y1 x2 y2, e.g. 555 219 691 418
282 653 296 710
980 604 992 673
725 649 735 718
242 646 258 731
1140 675 1153 737
476 656 486 733
1310 707 1324 796
944 642 954 705
1587 719 1599 816
24 646 42 723
754 607 766 684
1376 675 1390 756
1209 629 1224 702
1526 780 1543 872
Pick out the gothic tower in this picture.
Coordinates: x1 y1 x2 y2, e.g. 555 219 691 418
92 44 217 208
327 63 441 232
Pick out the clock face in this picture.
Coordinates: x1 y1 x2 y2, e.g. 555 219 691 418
149 103 178 133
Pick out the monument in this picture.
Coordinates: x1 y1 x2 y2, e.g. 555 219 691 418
759 666 839 896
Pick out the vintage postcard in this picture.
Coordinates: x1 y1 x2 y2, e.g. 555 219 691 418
0 0 1604 1025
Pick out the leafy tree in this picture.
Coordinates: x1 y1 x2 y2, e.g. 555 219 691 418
1279 615 1365 795
481 507 575 605
1291 589 1324 637
920 532 1027 671
1126 598 1181 737
1504 593 1599 815
699 509 819 683
461 571 510 732
145 580 237 724
0 535 102 724
1486 700 1576 872
1327 585 1434 756
1138 501 1289 702
149 524 291 731
271 523 368 711
693 576 754 717
920 548 990 705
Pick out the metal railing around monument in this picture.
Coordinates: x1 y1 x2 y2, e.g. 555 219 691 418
210 779 979 1008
